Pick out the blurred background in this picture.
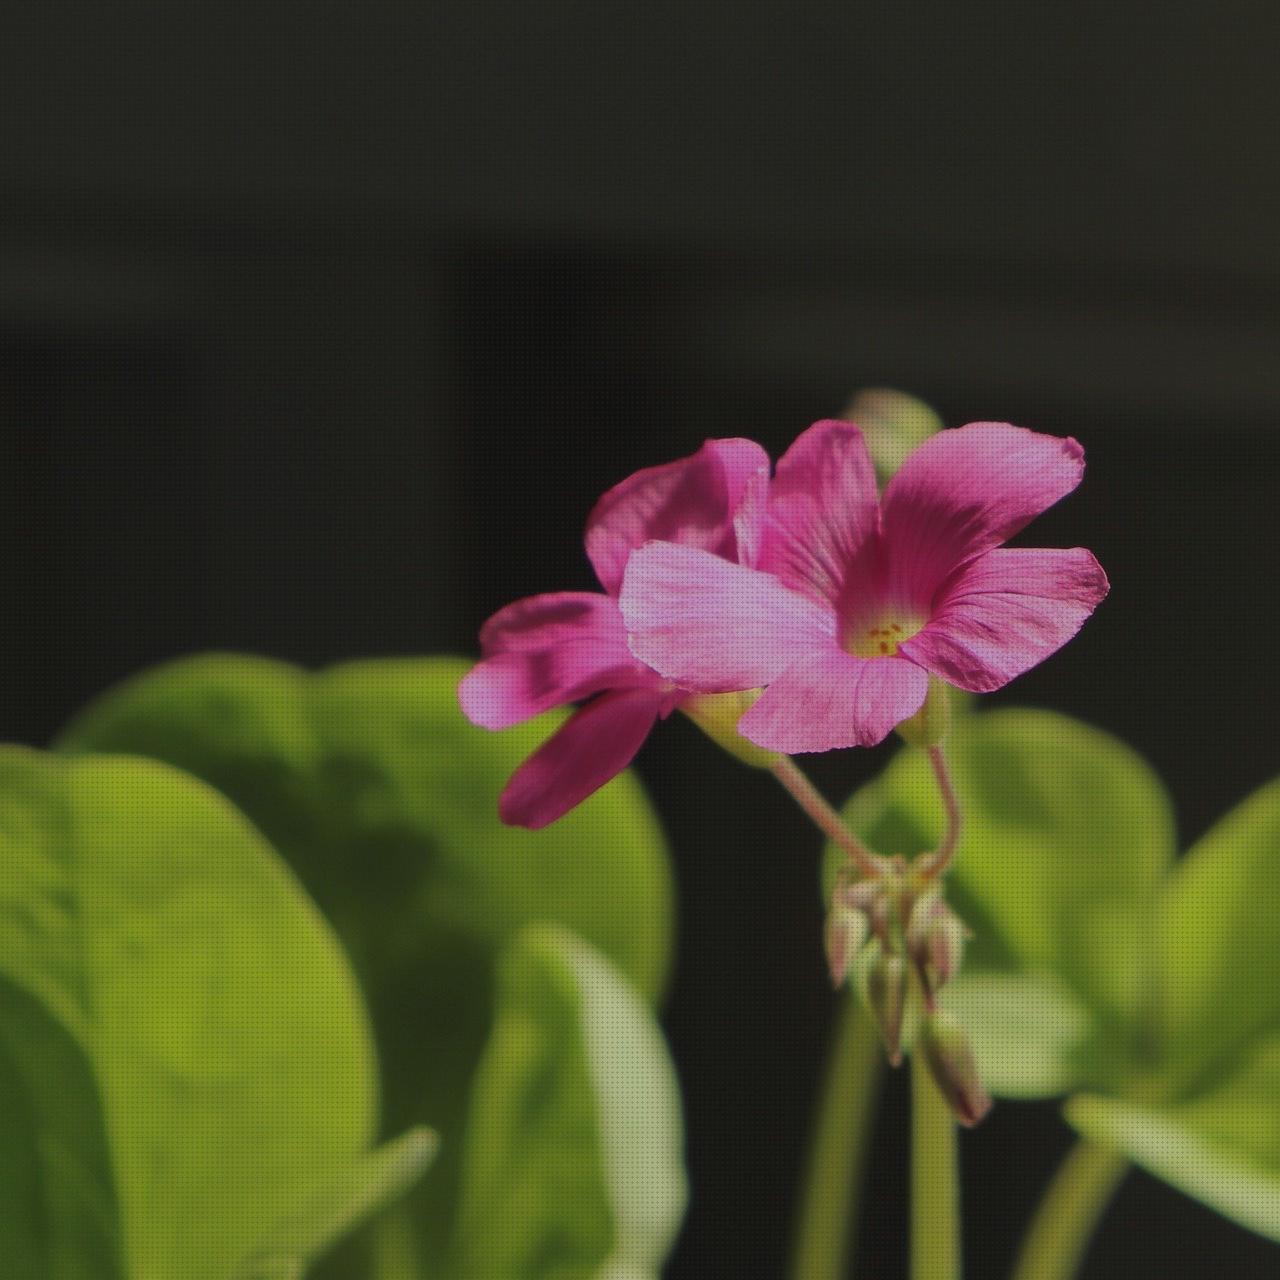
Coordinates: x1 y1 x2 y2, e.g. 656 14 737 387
4 3 1280 1276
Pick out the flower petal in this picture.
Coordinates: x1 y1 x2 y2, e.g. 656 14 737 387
498 688 664 829
585 438 771 595
459 592 652 729
620 541 836 692
900 547 1109 692
757 420 881 608
881 424 1086 606
738 651 929 753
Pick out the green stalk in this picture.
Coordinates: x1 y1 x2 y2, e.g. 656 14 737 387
1010 1138 1129 1280
370 1204 420 1280
911 1051 961 1280
789 998 885 1280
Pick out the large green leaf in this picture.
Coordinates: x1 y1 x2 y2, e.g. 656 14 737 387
450 925 687 1280
834 709 1176 1092
1158 776 1280 1083
57 653 674 1271
0 748 376 1280
1066 1033 1280 1243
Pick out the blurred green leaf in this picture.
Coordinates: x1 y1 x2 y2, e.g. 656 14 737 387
1066 1034 1280 1243
1158 776 1280 1083
450 925 686 1280
841 387 944 485
833 709 1176 1090
0 748 376 1280
0 973 124 1280
239 1128 438 1278
57 654 674 1273
939 971 1095 1100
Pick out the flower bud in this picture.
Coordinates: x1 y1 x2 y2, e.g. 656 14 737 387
680 690 782 769
895 676 952 749
906 890 968 996
825 896 871 989
855 940 908 1066
918 1009 992 1128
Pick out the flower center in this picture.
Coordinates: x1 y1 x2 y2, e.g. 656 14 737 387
844 609 925 659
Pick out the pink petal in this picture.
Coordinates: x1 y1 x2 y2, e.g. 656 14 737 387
757 420 881 608
584 438 771 595
459 592 653 729
881 424 1086 606
738 651 930 753
620 541 836 692
498 688 664 828
900 547 1109 692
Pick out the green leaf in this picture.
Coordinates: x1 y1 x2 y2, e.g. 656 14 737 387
835 709 1176 1084
450 925 687 1280
0 747 376 1280
1066 1034 1280 1244
939 970 1095 1099
239 1128 438 1278
1158 776 1280 1080
56 653 674 1271
0 973 124 1280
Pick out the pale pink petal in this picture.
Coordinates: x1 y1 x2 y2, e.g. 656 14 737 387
585 438 771 595
459 592 653 729
881 424 1086 606
900 547 1109 692
620 541 836 692
757 420 881 608
738 651 929 753
498 688 664 828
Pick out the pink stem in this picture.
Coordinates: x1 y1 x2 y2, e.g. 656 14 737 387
771 757 889 880
921 744 962 879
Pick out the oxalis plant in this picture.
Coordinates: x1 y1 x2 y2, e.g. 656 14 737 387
4 392 1279 1280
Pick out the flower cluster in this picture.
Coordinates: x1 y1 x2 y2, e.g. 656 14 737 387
460 418 1108 825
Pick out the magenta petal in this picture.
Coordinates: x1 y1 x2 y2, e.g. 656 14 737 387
584 437 771 595
498 688 663 829
620 541 836 692
458 592 651 729
900 547 1109 692
738 651 929 753
881 424 1086 605
757 420 881 608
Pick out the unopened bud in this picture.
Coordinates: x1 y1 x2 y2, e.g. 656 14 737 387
906 891 968 997
918 1010 992 1128
895 676 952 749
856 941 908 1066
681 690 782 769
825 897 871 989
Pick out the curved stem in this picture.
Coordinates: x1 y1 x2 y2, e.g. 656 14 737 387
920 745 961 880
1010 1139 1129 1280
789 999 885 1280
912 1051 961 1280
772 757 889 879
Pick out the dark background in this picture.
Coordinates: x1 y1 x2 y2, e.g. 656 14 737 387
4 3 1280 1276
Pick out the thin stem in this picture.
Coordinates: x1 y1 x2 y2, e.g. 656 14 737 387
1010 1139 1129 1280
370 1204 420 1280
912 1050 961 1280
920 745 961 880
789 999 885 1280
772 756 889 879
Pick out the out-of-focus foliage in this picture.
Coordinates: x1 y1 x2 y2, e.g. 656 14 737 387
451 926 687 1280
831 708 1280 1245
0 747 417 1280
57 654 677 1277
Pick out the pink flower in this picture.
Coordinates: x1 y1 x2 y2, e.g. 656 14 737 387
458 438 769 827
620 420 1108 754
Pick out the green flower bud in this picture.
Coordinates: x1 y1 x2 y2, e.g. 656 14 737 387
918 1009 992 1128
855 940 909 1066
895 676 952 750
906 889 968 996
680 690 782 769
825 895 871 989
